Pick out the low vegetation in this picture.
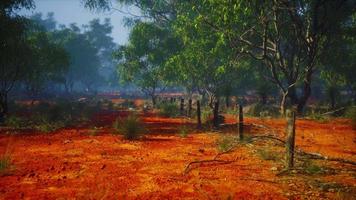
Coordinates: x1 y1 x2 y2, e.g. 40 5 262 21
113 113 145 140
158 102 179 117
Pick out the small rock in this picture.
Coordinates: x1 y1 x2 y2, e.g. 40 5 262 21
101 164 106 170
270 167 278 171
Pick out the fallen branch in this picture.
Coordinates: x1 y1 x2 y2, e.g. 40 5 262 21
321 107 345 116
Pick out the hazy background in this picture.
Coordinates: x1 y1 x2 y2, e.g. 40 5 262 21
18 0 138 45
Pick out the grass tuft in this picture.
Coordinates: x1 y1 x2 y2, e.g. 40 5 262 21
113 113 145 140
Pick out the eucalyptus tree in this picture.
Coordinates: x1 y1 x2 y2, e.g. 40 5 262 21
116 22 181 106
24 30 69 101
182 0 355 114
53 24 102 93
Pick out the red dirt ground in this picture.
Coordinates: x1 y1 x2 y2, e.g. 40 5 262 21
0 110 355 199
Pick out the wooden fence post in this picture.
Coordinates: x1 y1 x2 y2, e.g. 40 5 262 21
285 109 296 169
197 100 202 129
237 104 244 140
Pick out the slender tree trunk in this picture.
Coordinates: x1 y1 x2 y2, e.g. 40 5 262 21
225 95 230 108
213 100 219 128
151 95 157 107
197 100 202 129
280 92 288 116
285 109 296 169
297 84 311 115
180 98 184 115
188 99 192 117
0 93 8 123
237 104 244 140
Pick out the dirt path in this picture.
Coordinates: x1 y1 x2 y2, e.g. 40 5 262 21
0 112 355 199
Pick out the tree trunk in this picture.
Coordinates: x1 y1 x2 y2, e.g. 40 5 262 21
197 100 202 129
225 95 230 108
213 100 219 128
188 99 192 117
0 93 8 123
260 93 267 105
297 83 311 115
285 109 296 169
151 95 157 107
280 92 287 116
237 104 244 140
180 98 184 115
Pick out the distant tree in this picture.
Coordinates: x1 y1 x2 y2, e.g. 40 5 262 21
53 24 102 93
24 30 69 102
116 22 180 105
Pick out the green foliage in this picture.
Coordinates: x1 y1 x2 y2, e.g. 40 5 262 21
201 107 213 123
302 159 325 175
113 113 145 140
178 125 190 138
0 155 12 174
257 149 278 161
158 102 179 117
216 135 236 153
345 106 356 129
5 115 25 129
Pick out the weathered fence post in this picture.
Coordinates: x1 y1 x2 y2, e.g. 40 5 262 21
197 100 202 129
213 100 219 128
237 104 244 140
170 97 173 103
180 98 184 115
285 109 296 169
188 99 192 117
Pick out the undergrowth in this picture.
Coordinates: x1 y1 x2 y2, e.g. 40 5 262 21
178 125 190 138
113 113 145 140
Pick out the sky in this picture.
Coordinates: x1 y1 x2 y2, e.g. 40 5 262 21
18 0 138 45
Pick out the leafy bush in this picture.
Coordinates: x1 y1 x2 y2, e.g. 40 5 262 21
201 107 213 123
178 125 190 138
158 102 179 117
216 135 236 153
5 115 26 129
257 149 278 161
345 106 356 129
113 113 145 140
0 155 11 174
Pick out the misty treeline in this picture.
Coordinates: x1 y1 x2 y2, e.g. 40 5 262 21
0 0 118 119
86 0 355 115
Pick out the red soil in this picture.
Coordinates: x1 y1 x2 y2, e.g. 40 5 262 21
0 111 355 199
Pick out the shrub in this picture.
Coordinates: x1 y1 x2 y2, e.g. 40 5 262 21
178 125 190 138
257 149 278 161
113 113 145 140
158 102 179 117
216 135 236 153
0 155 11 174
345 106 356 129
5 115 25 129
201 107 213 123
